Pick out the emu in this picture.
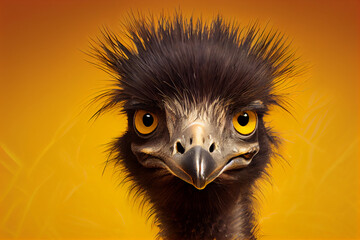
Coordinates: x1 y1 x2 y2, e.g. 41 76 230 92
91 13 296 240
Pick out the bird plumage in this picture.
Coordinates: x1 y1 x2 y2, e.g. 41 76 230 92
91 13 297 240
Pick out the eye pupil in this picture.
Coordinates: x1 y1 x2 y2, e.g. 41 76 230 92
237 112 249 126
143 113 154 127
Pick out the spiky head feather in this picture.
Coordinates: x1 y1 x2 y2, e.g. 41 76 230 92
91 13 296 116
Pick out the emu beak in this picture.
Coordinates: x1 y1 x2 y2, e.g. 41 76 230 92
156 121 217 189
177 146 216 189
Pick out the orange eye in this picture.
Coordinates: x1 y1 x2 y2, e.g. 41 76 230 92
232 111 257 135
134 110 158 135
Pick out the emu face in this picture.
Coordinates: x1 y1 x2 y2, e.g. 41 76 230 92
131 98 262 189
92 15 295 191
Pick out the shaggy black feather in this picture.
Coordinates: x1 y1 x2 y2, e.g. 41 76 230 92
91 12 297 240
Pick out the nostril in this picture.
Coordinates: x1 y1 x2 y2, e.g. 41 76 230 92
189 138 192 145
176 142 185 154
209 143 215 153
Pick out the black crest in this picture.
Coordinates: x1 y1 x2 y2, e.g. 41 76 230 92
90 13 297 116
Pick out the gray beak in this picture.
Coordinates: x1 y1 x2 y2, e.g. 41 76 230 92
177 146 216 189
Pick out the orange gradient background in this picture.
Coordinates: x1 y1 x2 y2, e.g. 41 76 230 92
0 0 359 239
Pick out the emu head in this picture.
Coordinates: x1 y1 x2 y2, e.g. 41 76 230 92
92 14 295 194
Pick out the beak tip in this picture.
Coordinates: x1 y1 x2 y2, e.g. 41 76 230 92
193 176 208 190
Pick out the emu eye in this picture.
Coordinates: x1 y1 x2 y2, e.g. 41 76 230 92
134 110 158 135
232 111 257 135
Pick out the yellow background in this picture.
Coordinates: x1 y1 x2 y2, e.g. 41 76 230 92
0 0 359 239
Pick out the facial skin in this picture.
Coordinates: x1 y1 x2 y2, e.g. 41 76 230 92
130 99 262 190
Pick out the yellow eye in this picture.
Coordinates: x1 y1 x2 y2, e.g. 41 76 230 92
232 111 257 135
134 110 158 135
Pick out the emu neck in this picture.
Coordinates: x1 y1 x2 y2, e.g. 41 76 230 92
153 184 256 240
